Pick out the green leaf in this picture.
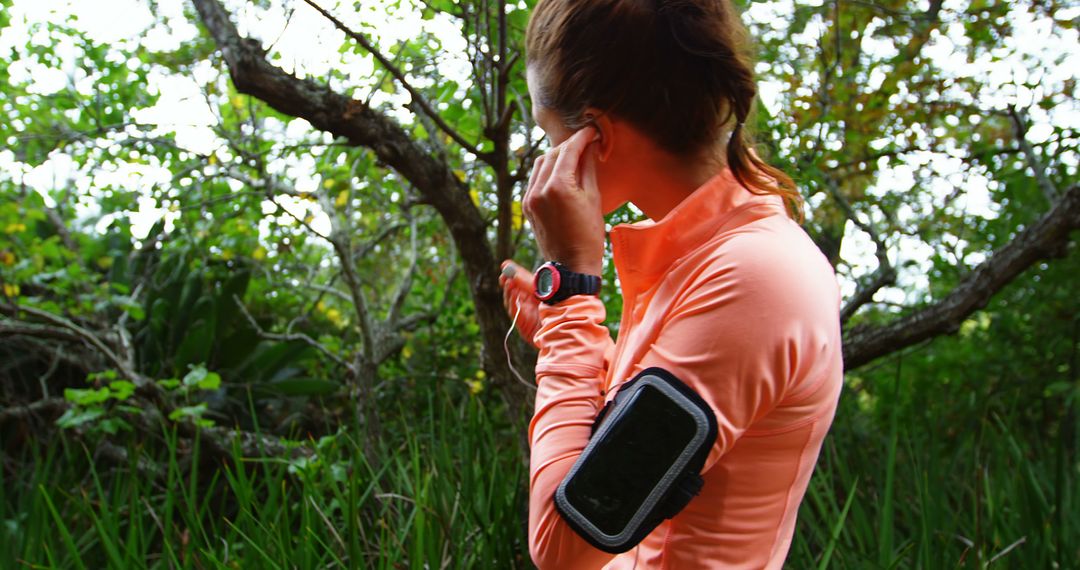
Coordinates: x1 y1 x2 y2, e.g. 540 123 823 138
158 378 181 390
198 371 222 391
63 387 110 406
168 403 208 422
107 380 136 401
182 365 208 387
56 406 105 429
97 417 131 434
181 365 220 391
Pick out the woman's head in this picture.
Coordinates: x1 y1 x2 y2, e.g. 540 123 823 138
526 0 802 219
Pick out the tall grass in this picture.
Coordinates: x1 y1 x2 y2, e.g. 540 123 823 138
1 388 527 569
790 407 1078 569
2 383 1076 568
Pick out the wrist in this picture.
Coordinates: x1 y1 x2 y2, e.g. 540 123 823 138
565 261 602 276
547 255 600 277
534 261 602 305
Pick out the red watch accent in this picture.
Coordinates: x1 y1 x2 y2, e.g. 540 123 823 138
533 262 562 302
533 261 601 305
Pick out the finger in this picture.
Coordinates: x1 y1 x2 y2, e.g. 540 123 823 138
499 262 515 289
514 267 533 290
552 126 599 190
526 155 544 197
523 155 546 218
533 147 559 192
507 283 528 315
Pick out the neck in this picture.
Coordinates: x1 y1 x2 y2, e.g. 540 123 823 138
625 150 721 221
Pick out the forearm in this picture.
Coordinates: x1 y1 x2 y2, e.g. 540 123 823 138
527 295 614 569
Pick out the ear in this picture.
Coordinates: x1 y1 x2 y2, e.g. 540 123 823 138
583 108 615 162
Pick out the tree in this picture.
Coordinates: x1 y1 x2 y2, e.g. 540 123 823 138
189 0 1079 381
1 0 1077 457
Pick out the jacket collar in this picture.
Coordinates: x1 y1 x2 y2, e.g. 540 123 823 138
609 169 786 298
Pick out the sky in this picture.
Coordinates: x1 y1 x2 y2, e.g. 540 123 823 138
2 0 1078 308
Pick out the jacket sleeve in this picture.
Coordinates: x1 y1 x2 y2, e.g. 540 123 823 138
527 295 616 569
527 261 800 568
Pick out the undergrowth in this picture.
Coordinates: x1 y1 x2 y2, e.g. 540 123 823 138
2 382 1076 569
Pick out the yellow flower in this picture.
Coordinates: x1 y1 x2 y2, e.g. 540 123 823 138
4 223 26 234
511 201 523 231
325 308 344 328
453 169 466 182
221 250 234 261
323 179 335 190
0 250 14 266
402 345 414 359
465 378 484 395
96 256 114 270
469 189 480 208
251 246 267 261
335 190 349 209
2 283 19 297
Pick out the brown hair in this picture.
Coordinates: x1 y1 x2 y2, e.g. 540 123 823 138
526 0 803 220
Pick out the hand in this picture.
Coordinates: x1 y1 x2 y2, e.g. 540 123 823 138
499 260 541 347
522 127 604 276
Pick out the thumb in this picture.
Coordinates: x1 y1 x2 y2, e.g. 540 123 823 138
500 260 519 285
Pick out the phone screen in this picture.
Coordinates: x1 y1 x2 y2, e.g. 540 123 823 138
563 384 698 536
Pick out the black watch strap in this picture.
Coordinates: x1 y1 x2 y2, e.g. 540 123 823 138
545 263 602 305
565 272 602 296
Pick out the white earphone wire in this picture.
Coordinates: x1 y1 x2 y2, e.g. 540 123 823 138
505 299 537 392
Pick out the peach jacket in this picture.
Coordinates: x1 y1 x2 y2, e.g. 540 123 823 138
527 170 844 569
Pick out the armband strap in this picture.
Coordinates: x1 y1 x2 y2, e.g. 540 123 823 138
554 367 718 553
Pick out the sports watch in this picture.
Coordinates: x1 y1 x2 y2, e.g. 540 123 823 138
533 261 602 305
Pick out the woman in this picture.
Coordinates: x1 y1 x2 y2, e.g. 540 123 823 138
498 1 843 568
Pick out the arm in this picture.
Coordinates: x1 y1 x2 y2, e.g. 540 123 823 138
528 294 616 569
527 261 799 568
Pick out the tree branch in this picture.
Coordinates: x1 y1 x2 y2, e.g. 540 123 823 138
0 397 67 424
825 178 898 324
300 0 491 162
190 0 488 254
1007 105 1059 204
191 0 544 414
388 215 418 328
233 295 353 372
843 184 1080 370
0 303 142 386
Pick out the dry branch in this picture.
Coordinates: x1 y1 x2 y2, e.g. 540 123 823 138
1008 105 1059 204
301 0 490 161
824 179 898 324
843 184 1080 370
191 0 534 413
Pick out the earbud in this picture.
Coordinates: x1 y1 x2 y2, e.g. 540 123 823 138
583 113 603 146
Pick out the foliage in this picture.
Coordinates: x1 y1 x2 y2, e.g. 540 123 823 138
2 385 527 569
0 0 1077 567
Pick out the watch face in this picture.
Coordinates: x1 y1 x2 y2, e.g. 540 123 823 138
535 263 561 301
537 268 555 296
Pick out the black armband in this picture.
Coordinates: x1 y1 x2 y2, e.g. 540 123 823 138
554 367 718 553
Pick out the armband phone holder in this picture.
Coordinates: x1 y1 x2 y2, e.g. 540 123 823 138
554 367 718 553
